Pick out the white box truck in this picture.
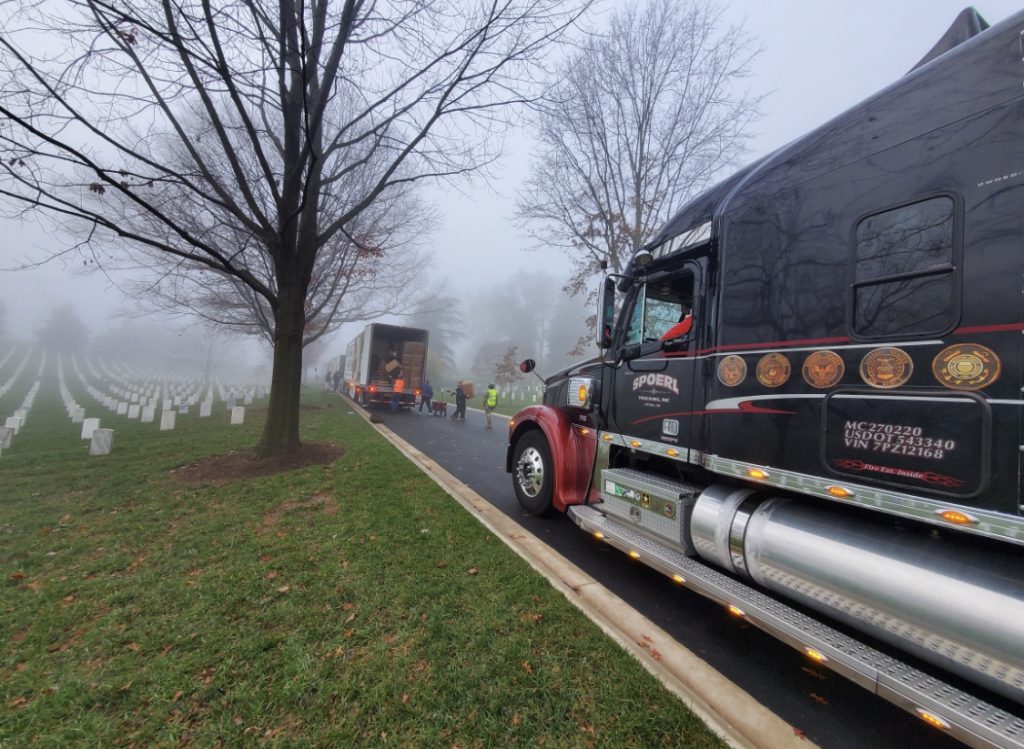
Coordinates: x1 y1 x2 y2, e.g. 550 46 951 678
343 324 429 408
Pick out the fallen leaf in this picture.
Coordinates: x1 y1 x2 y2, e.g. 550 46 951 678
58 514 73 526
523 613 543 624
186 568 202 577
436 560 446 569
369 535 377 542
161 644 173 656
7 696 29 709
468 567 479 575
277 585 290 594
265 571 279 580
172 690 183 702
650 648 662 661
341 602 355 611
341 560 350 569
26 580 43 591
809 693 829 705
62 594 76 605
15 662 26 672
420 613 429 622
234 715 244 726
260 555 272 562
521 661 532 674
511 713 522 726
401 693 410 705
344 612 356 624
126 642 140 652
8 572 24 583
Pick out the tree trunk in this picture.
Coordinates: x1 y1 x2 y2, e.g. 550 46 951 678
254 282 306 457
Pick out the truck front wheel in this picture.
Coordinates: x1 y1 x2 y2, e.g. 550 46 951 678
512 431 553 516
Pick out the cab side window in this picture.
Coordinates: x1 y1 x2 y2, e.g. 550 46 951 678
623 274 694 345
852 196 958 338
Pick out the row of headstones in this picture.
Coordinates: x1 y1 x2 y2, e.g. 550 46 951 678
0 380 41 458
68 366 251 457
78 355 267 417
0 349 32 401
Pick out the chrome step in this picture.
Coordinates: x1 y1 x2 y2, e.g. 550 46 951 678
568 504 1024 749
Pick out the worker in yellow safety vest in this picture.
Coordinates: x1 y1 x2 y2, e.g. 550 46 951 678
484 383 498 429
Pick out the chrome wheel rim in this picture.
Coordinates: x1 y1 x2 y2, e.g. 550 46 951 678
515 446 545 498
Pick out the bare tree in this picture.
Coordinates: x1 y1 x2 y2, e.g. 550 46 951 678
111 109 435 347
0 0 589 456
517 0 761 299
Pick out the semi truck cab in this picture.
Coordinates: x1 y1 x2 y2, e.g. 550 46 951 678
507 9 1024 748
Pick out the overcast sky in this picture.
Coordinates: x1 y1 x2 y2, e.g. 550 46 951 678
2 0 1021 361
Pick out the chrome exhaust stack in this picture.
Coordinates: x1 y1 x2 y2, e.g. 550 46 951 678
691 485 1024 705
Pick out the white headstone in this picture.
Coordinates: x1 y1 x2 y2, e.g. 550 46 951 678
230 406 245 425
127 405 140 419
199 401 212 418
0 426 12 448
71 407 85 424
116 402 128 415
5 416 22 435
14 408 27 425
89 428 114 456
81 417 99 440
160 411 176 431
141 406 155 423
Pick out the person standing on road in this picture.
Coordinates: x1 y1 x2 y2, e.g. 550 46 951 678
391 369 405 413
419 380 434 413
484 383 498 429
451 382 467 421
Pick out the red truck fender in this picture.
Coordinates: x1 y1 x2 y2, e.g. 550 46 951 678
507 405 598 513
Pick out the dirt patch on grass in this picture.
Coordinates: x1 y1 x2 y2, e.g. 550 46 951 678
259 492 339 532
171 443 344 486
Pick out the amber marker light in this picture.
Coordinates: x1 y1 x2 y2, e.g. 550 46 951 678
826 485 853 499
628 550 640 559
578 383 589 402
804 647 828 663
602 434 613 442
578 427 590 436
746 468 769 480
630 440 642 448
937 509 976 526
915 709 951 731
727 605 746 617
666 448 679 457
672 574 686 584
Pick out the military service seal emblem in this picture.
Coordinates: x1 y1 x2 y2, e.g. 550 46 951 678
932 343 1000 391
756 353 791 388
717 355 747 387
802 350 844 389
859 347 913 389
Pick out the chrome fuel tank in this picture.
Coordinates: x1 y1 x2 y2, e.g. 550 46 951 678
691 486 1024 704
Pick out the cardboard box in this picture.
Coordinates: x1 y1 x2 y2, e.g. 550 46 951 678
384 359 402 375
460 381 475 398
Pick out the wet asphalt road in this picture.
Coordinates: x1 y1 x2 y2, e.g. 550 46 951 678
367 401 966 749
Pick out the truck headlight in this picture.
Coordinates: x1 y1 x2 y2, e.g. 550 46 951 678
567 377 595 409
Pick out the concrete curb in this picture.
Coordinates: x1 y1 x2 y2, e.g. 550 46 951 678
343 395 815 749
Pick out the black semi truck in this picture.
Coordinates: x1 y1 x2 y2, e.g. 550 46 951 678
508 8 1024 748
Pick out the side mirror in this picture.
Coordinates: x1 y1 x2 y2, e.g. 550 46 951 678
598 277 616 349
519 359 536 373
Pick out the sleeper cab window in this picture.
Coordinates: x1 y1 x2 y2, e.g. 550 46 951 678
852 196 958 338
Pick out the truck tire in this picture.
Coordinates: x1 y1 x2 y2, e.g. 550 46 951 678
512 431 553 516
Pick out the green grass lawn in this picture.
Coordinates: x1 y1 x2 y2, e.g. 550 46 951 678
1 368 726 748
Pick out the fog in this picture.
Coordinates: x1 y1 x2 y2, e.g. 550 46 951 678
2 0 1020 384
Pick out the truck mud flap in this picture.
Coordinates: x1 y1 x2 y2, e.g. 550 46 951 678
568 504 1024 749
